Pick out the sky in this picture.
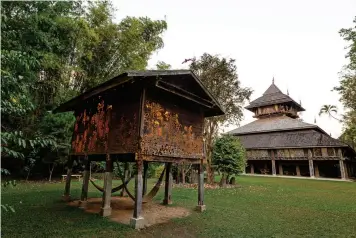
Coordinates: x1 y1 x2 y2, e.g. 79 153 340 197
113 0 355 138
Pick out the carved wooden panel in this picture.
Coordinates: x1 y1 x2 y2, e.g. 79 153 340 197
289 149 304 157
71 100 112 154
141 93 204 159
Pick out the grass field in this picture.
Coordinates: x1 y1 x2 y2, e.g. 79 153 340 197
2 176 356 238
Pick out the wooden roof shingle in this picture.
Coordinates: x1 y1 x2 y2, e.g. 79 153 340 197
226 116 322 135
236 130 348 149
245 83 305 111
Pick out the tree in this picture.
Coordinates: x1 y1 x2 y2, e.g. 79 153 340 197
212 135 246 187
334 17 356 149
318 105 341 122
187 53 252 184
156 61 171 70
1 1 168 178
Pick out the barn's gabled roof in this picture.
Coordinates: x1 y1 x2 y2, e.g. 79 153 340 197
236 130 348 149
245 82 305 111
54 70 224 117
226 116 323 135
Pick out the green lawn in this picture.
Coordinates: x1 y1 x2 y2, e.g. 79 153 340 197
2 176 356 238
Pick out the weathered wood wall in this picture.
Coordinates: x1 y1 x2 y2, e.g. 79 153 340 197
71 87 140 155
141 91 204 159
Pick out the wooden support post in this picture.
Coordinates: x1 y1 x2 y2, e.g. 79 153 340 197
79 157 90 209
182 163 185 184
62 156 74 202
130 157 144 229
143 161 148 195
251 163 255 174
314 163 320 177
120 162 129 197
279 164 283 175
271 159 276 176
339 160 346 180
163 162 173 205
344 161 349 179
196 159 206 212
296 165 301 176
100 155 113 217
308 159 314 178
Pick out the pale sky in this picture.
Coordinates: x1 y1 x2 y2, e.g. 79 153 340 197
113 0 355 138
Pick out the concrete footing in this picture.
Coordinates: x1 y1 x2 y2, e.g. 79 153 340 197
100 207 112 217
195 205 206 212
130 217 145 229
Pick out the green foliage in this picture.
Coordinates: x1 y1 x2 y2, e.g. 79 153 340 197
188 53 252 183
156 61 171 70
212 135 246 181
335 17 356 149
154 164 165 178
1 0 167 178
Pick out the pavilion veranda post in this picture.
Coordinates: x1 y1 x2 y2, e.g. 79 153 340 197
54 70 224 229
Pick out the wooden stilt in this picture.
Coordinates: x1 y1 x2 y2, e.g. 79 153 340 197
130 157 144 229
79 157 90 208
271 159 276 176
196 159 206 212
182 163 185 184
100 154 113 217
308 159 314 178
251 163 255 174
314 163 319 177
344 161 349 179
339 160 346 180
62 156 74 202
163 162 172 205
296 165 301 176
143 161 148 195
279 164 283 175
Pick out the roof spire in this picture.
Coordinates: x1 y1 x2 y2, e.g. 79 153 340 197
272 77 275 84
287 89 289 95
314 116 317 124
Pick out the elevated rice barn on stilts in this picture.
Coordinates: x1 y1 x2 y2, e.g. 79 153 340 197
54 70 224 229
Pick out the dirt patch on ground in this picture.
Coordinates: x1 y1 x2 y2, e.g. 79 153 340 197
173 183 240 189
68 197 191 228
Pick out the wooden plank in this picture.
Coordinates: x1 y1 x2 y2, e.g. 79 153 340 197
143 161 148 195
163 162 172 205
80 158 90 207
198 159 204 205
100 154 113 217
62 156 74 201
133 157 143 218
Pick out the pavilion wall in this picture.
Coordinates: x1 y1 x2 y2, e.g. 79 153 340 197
70 88 141 155
141 90 204 160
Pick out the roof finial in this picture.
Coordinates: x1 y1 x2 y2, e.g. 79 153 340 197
287 89 289 95
314 116 317 124
299 100 302 106
272 77 275 84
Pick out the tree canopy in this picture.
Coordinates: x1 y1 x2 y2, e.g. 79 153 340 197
212 135 246 186
187 53 252 183
335 17 356 148
1 1 167 178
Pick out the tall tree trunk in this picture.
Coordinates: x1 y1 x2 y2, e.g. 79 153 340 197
219 173 227 187
205 119 218 184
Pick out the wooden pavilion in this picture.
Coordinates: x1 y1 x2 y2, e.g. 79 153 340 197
54 70 224 229
227 80 356 179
